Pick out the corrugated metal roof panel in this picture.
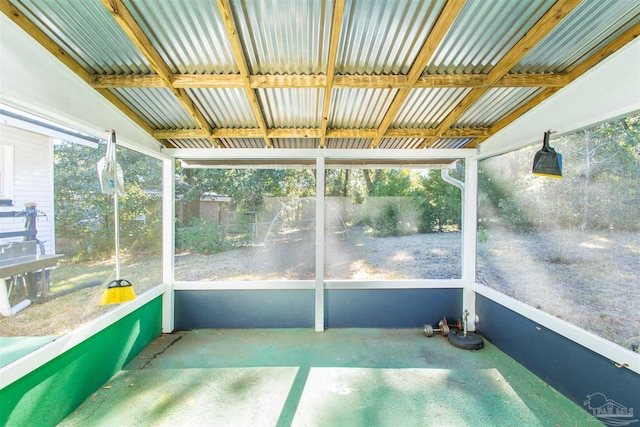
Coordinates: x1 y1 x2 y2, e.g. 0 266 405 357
378 138 424 149
513 0 640 73
337 0 445 75
166 138 213 149
431 138 473 149
219 138 265 149
257 89 323 128
271 138 318 149
187 88 258 128
326 138 372 149
329 88 397 128
262 89 323 129
231 0 332 74
425 0 555 74
455 87 543 127
392 88 471 129
112 88 197 129
11 0 151 74
123 0 238 74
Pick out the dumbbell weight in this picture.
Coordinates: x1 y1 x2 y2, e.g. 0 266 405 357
423 320 450 337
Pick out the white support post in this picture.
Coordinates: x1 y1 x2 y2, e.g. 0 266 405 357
162 157 175 333
315 154 325 331
462 159 478 331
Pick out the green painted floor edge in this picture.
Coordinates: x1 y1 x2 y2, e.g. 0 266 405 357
61 329 599 427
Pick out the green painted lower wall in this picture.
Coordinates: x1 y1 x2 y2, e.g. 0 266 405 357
0 296 162 427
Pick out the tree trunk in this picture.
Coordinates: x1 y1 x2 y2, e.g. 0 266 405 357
363 169 374 195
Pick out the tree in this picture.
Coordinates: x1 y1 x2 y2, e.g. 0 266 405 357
54 141 162 260
412 169 462 232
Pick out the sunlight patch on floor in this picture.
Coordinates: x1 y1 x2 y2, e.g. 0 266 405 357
292 368 539 427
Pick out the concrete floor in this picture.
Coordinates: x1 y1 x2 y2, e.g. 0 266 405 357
60 329 593 426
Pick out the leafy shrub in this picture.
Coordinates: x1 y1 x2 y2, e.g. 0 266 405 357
372 203 401 237
176 218 230 254
477 227 490 243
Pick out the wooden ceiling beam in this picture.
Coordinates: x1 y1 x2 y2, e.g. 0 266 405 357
216 0 270 148
154 129 209 140
372 0 466 148
250 74 327 89
429 0 582 147
333 74 409 89
91 72 570 90
326 129 378 139
320 0 346 149
1 0 91 82
101 0 219 147
157 127 490 140
268 129 322 138
483 20 640 145
0 0 155 136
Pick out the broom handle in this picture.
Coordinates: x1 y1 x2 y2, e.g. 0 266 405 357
112 131 121 280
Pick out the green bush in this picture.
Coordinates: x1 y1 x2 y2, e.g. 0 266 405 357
372 203 401 237
176 218 230 254
477 227 490 243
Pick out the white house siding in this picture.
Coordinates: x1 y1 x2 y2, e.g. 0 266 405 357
0 124 54 255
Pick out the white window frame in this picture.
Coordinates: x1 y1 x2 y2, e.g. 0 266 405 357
0 145 14 200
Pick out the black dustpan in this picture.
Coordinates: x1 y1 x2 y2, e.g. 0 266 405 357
532 131 562 178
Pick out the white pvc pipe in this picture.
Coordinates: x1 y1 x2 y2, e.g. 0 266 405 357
0 277 31 317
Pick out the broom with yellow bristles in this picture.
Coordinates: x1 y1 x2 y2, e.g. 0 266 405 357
97 130 136 305
99 279 136 305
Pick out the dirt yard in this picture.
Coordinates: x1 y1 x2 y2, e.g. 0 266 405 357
1 227 638 351
476 228 640 350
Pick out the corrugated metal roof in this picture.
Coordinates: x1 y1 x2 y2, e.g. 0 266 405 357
166 138 212 149
329 88 397 128
5 0 638 152
455 87 544 128
425 0 555 74
337 0 445 75
431 138 473 149
10 0 151 74
231 0 332 75
123 0 238 74
392 88 471 129
187 88 258 128
513 0 640 73
258 88 323 128
326 138 372 149
112 88 197 129
378 138 424 149
219 138 265 149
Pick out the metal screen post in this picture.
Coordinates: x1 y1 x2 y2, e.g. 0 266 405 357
315 154 325 331
162 157 175 333
462 159 478 331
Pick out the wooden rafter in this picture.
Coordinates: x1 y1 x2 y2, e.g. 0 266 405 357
216 0 270 148
155 127 490 141
371 0 466 148
319 0 345 148
91 72 570 90
100 0 219 148
485 20 640 142
4 0 637 152
428 0 582 148
0 0 155 136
